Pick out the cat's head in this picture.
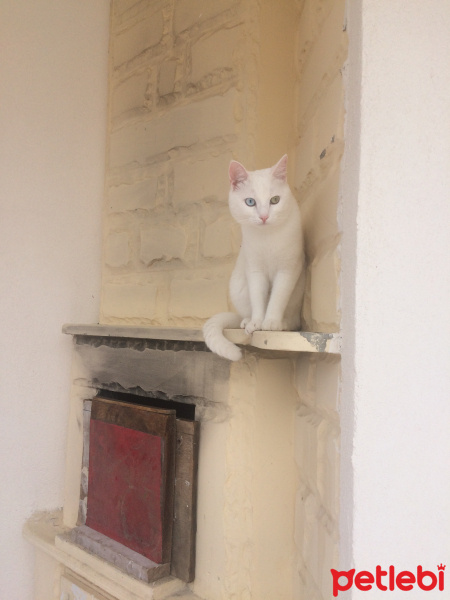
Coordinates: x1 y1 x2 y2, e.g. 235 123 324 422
228 155 295 228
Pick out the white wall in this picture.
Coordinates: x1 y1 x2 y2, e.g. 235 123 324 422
341 0 450 594
0 1 109 598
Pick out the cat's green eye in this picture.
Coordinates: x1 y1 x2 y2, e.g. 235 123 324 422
270 195 280 205
245 197 256 207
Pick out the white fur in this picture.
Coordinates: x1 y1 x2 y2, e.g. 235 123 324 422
203 155 305 361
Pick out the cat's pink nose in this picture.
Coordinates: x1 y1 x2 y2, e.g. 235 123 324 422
260 215 268 224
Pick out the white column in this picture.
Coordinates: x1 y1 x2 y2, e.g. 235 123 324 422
0 2 109 598
341 0 450 588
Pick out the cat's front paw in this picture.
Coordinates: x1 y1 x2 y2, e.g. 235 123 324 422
262 318 285 331
244 318 263 334
240 317 251 329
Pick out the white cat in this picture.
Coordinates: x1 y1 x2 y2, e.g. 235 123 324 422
203 154 305 361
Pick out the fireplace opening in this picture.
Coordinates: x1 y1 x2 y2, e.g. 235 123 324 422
95 389 196 421
65 391 200 585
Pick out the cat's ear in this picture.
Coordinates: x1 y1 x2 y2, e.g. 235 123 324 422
272 154 288 182
229 160 248 189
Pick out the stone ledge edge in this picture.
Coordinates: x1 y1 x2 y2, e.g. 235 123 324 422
62 324 342 355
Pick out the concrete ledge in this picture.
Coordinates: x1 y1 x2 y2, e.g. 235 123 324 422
62 324 341 355
24 510 196 600
57 525 170 584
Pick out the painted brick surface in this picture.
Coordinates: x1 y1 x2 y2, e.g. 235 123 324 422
294 355 340 600
112 10 164 67
296 0 347 122
113 0 140 17
100 5 345 597
303 166 341 257
190 26 242 84
158 60 178 96
171 153 232 211
310 248 340 331
105 232 130 268
314 74 345 160
140 226 187 265
107 178 159 213
109 91 237 170
102 283 158 320
102 0 250 327
295 120 316 189
173 0 238 35
202 217 234 259
295 0 346 334
104 0 339 328
169 278 229 318
291 6 346 596
111 71 149 118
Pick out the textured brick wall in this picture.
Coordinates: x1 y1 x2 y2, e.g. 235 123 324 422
100 3 345 597
102 0 243 325
292 2 346 597
294 355 340 599
102 0 254 325
101 0 344 330
295 0 347 333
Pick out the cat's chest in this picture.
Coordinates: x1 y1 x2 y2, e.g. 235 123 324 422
242 235 298 277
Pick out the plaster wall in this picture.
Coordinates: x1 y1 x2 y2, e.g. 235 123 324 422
100 2 346 599
341 0 450 590
0 2 109 598
295 0 347 334
294 354 341 598
292 2 346 597
101 0 345 333
58 338 300 600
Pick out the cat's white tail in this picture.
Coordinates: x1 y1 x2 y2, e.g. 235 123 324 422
203 312 243 361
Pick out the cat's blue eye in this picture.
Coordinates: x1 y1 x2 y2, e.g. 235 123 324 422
270 195 280 205
245 197 256 207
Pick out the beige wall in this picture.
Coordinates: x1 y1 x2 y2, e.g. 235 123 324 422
0 1 109 598
295 0 346 333
101 0 345 335
294 354 340 598
100 2 346 599
340 0 450 582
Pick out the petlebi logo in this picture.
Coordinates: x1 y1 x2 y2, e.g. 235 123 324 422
331 564 446 596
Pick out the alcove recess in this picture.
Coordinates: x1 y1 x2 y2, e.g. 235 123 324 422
24 324 341 600
23 0 347 596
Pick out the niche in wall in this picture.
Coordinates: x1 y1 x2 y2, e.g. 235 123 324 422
66 393 199 584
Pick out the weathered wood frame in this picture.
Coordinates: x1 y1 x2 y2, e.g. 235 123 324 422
73 396 199 584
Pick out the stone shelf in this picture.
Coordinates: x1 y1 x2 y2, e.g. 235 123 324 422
62 324 341 355
23 510 197 600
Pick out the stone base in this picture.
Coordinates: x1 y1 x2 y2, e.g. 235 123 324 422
24 510 191 600
57 525 170 584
